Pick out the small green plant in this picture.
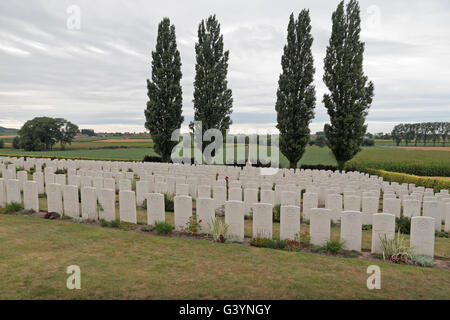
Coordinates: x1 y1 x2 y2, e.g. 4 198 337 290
362 224 372 231
164 193 174 212
435 230 450 238
379 232 413 264
141 225 153 232
250 238 286 250
324 240 345 255
21 209 35 215
208 218 229 243
395 216 411 234
273 204 281 222
141 199 147 209
284 239 302 252
100 219 109 227
154 221 173 234
412 254 435 268
109 219 121 228
4 202 24 213
38 193 46 198
185 215 202 235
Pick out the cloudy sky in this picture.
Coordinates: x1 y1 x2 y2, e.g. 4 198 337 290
0 0 449 134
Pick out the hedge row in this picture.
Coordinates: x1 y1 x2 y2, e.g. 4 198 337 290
364 168 450 193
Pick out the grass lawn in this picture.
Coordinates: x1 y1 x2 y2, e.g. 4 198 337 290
0 214 449 300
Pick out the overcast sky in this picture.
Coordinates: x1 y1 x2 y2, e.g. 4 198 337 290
0 0 449 134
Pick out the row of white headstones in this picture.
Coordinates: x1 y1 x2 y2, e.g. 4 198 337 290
1 156 449 258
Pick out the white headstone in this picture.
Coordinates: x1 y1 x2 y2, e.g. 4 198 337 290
176 183 189 196
225 200 244 242
6 179 21 204
326 194 342 223
98 188 115 222
344 194 361 212
81 187 98 220
196 197 215 234
23 180 38 212
423 201 441 231
62 185 80 218
33 172 45 194
281 191 296 206
244 188 258 216
302 192 318 220
371 213 395 254
280 205 300 241
46 183 62 214
383 198 401 218
119 179 131 191
119 190 137 223
228 187 242 201
402 199 420 218
147 193 165 225
362 196 378 225
252 203 273 239
410 216 435 257
0 179 6 207
174 195 192 231
260 189 274 206
213 185 226 209
341 211 362 252
135 180 149 206
309 208 331 246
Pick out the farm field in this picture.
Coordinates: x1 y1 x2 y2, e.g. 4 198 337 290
0 214 449 300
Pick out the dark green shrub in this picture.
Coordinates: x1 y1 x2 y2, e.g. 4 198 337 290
324 240 345 255
250 238 286 249
4 202 24 213
12 136 21 149
0 139 4 149
435 230 450 238
155 221 173 234
141 225 153 232
396 216 411 234
362 224 372 231
55 169 67 175
164 193 174 212
109 219 121 228
273 204 281 222
362 138 375 146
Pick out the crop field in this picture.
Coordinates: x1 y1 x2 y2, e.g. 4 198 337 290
346 147 450 177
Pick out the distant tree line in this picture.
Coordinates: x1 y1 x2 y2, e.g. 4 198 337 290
13 117 79 151
391 122 449 146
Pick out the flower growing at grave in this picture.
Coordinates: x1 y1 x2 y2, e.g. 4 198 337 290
185 215 202 235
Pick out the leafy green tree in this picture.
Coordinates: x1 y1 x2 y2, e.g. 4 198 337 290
81 129 96 136
391 124 403 146
322 0 374 170
55 118 79 150
145 17 184 162
275 10 316 168
191 15 233 150
12 136 21 149
18 117 60 151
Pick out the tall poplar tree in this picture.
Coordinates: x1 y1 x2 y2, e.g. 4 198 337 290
323 0 374 170
191 15 233 150
275 10 316 168
145 18 184 162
